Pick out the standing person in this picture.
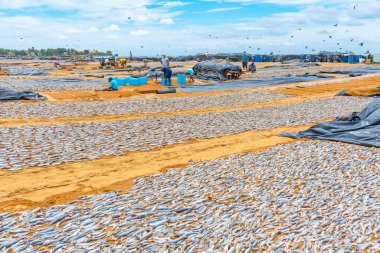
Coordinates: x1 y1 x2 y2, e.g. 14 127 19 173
242 51 248 71
185 68 195 83
162 67 172 86
160 54 169 68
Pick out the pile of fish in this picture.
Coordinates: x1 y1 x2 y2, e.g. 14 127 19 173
0 97 370 170
0 91 290 119
1 141 379 252
0 78 106 92
2 67 47 76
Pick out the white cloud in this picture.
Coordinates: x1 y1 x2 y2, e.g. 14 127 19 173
160 17 174 24
130 29 149 36
161 1 188 7
204 7 242 13
104 24 120 31
65 28 81 34
107 34 119 39
88 26 99 32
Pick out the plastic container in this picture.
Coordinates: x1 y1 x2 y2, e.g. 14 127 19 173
348 55 355 64
129 78 141 86
254 55 262 62
113 78 127 86
139 77 148 85
177 75 186 85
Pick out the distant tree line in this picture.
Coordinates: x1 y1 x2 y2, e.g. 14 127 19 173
0 47 112 56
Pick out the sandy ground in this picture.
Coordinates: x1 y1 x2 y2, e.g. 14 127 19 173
0 60 379 214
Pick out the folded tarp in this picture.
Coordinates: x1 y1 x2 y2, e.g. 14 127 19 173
0 88 47 101
280 99 380 147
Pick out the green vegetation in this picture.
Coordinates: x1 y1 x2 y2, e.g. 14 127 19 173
0 47 112 56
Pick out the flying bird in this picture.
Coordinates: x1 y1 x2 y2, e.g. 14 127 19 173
290 35 294 38
128 17 132 20
354 4 357 10
140 45 144 48
323 40 326 42
334 24 338 27
351 39 354 42
329 36 333 39
246 37 250 40
298 28 302 30
305 46 309 49
312 49 316 52
337 43 340 45
359 42 364 47
257 48 260 51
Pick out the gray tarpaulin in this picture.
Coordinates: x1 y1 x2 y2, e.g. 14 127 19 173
193 61 242 81
0 88 47 101
280 99 380 147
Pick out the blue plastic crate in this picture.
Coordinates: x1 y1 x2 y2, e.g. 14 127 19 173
129 78 141 86
177 75 186 85
139 77 148 85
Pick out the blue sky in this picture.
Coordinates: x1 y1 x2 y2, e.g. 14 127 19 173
0 0 379 56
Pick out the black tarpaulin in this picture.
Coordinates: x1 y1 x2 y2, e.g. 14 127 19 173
0 88 47 101
280 99 380 147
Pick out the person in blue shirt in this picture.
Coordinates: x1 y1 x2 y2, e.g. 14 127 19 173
242 51 248 71
162 67 172 86
185 68 194 83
